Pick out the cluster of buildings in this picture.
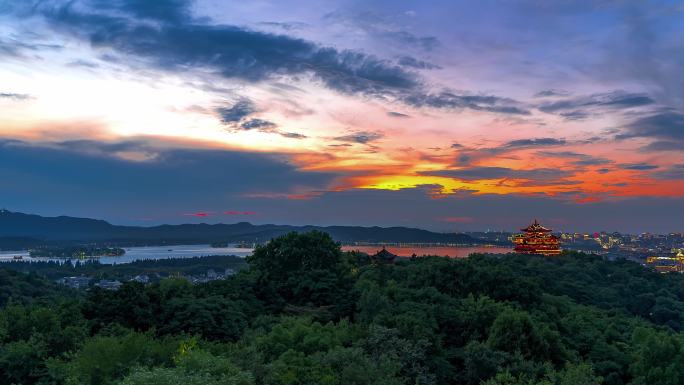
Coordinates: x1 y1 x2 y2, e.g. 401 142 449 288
179 268 235 284
56 268 236 290
57 275 148 290
509 220 684 275
508 220 684 274
645 250 684 273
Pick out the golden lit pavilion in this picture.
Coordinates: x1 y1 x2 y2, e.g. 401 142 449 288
646 250 684 273
513 219 562 256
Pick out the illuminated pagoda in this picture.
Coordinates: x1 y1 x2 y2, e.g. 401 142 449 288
513 219 561 256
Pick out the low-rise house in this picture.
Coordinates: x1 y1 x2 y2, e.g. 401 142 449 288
95 279 123 290
56 276 91 289
132 274 150 284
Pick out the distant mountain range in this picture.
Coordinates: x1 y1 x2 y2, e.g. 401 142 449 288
0 210 499 249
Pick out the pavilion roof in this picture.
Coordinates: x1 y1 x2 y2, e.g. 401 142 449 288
521 219 552 232
372 247 398 262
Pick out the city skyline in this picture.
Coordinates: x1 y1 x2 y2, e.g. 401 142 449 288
1 0 683 232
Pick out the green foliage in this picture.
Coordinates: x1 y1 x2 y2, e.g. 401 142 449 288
6 234 684 385
0 301 87 385
360 325 436 385
60 331 180 385
0 268 72 307
259 318 355 358
264 346 402 385
487 309 566 363
247 231 356 318
555 363 603 385
158 296 247 341
248 231 344 281
118 349 254 385
628 327 684 385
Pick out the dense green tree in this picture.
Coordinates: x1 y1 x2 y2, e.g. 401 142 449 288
360 325 436 385
58 331 179 385
487 309 566 364
118 349 253 385
0 337 49 385
629 327 684 385
82 282 159 333
6 235 684 385
158 296 247 341
247 231 356 318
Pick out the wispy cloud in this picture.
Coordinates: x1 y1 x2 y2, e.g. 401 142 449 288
0 92 32 101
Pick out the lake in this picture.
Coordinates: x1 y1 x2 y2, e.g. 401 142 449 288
0 245 253 264
341 245 513 258
0 244 513 264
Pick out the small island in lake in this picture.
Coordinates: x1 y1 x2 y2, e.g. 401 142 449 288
29 246 126 259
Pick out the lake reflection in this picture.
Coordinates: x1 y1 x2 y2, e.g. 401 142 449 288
0 244 513 264
341 245 513 258
0 245 253 264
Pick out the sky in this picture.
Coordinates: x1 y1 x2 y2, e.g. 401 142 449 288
0 0 683 233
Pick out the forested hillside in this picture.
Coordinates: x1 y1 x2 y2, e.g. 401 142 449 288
0 210 487 246
2 231 684 385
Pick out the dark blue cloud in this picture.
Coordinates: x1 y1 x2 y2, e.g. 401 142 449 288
240 119 277 130
421 167 573 183
34 0 419 97
538 91 655 119
618 163 659 171
279 132 307 139
502 138 566 149
639 141 682 152
334 131 383 144
621 111 684 141
534 89 570 97
397 56 441 70
653 164 684 180
402 91 530 115
91 0 191 23
215 102 305 138
387 111 410 118
7 0 529 116
0 139 337 220
464 138 568 158
537 151 612 166
216 99 256 124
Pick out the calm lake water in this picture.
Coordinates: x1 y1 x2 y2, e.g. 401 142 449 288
341 245 513 258
0 245 253 264
0 244 513 264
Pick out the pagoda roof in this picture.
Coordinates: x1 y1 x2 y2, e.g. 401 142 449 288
521 219 552 232
372 247 398 263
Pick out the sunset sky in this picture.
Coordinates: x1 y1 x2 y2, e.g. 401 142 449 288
1 0 683 232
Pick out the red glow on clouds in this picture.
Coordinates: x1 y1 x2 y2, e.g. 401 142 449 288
440 216 474 223
183 212 214 217
574 196 601 204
